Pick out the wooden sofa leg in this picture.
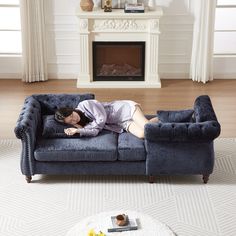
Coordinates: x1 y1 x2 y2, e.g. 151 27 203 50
202 174 209 184
25 175 32 183
149 175 155 184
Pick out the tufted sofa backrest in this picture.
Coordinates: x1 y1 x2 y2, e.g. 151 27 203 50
145 95 221 142
145 121 221 142
32 93 95 115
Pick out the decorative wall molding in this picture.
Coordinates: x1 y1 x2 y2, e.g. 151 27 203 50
0 57 22 79
161 0 191 16
213 57 236 79
46 24 78 32
154 0 193 78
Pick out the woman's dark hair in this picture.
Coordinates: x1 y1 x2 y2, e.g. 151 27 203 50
54 107 91 127
76 109 91 127
55 108 73 123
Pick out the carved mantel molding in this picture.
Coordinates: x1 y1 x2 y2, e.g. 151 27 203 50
93 19 146 32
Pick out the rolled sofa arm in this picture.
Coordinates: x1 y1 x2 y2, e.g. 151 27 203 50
14 96 42 176
15 96 41 139
194 95 218 122
144 121 221 142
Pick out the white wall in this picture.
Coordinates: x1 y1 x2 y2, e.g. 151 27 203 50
0 0 236 79
0 56 22 78
157 0 194 78
44 0 80 79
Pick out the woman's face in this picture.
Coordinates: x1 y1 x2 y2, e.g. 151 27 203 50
64 111 80 125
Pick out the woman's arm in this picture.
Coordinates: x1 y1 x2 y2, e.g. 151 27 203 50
64 126 101 137
76 100 107 137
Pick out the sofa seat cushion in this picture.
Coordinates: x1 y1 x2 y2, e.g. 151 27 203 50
34 130 118 162
118 132 146 161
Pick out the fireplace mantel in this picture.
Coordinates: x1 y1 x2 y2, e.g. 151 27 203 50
76 8 163 88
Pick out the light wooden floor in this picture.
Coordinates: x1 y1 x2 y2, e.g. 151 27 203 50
0 79 236 138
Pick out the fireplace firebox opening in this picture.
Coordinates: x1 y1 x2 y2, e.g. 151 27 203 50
93 42 145 81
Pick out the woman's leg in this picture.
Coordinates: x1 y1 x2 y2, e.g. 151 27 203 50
149 117 159 123
131 105 149 129
127 121 145 139
132 105 159 125
128 105 159 138
127 106 149 139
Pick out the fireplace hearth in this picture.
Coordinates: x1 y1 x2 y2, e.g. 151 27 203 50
93 42 145 81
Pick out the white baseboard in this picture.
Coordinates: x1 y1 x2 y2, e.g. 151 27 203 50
214 74 236 79
48 73 77 79
0 74 77 79
0 73 236 80
160 73 189 79
0 74 22 79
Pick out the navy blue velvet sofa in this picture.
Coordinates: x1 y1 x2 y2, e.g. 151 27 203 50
14 94 220 183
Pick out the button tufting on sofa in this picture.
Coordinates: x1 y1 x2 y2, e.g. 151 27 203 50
15 94 220 184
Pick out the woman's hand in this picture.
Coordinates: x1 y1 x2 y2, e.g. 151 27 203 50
64 128 79 136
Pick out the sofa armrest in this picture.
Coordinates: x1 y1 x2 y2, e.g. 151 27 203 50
144 121 221 142
15 96 41 139
194 95 218 122
14 96 42 175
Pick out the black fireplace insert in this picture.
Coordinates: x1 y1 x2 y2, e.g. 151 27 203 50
93 41 145 81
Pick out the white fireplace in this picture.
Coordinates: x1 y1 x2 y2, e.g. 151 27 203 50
76 8 163 88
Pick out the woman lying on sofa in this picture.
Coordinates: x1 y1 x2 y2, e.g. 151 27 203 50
55 99 158 139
